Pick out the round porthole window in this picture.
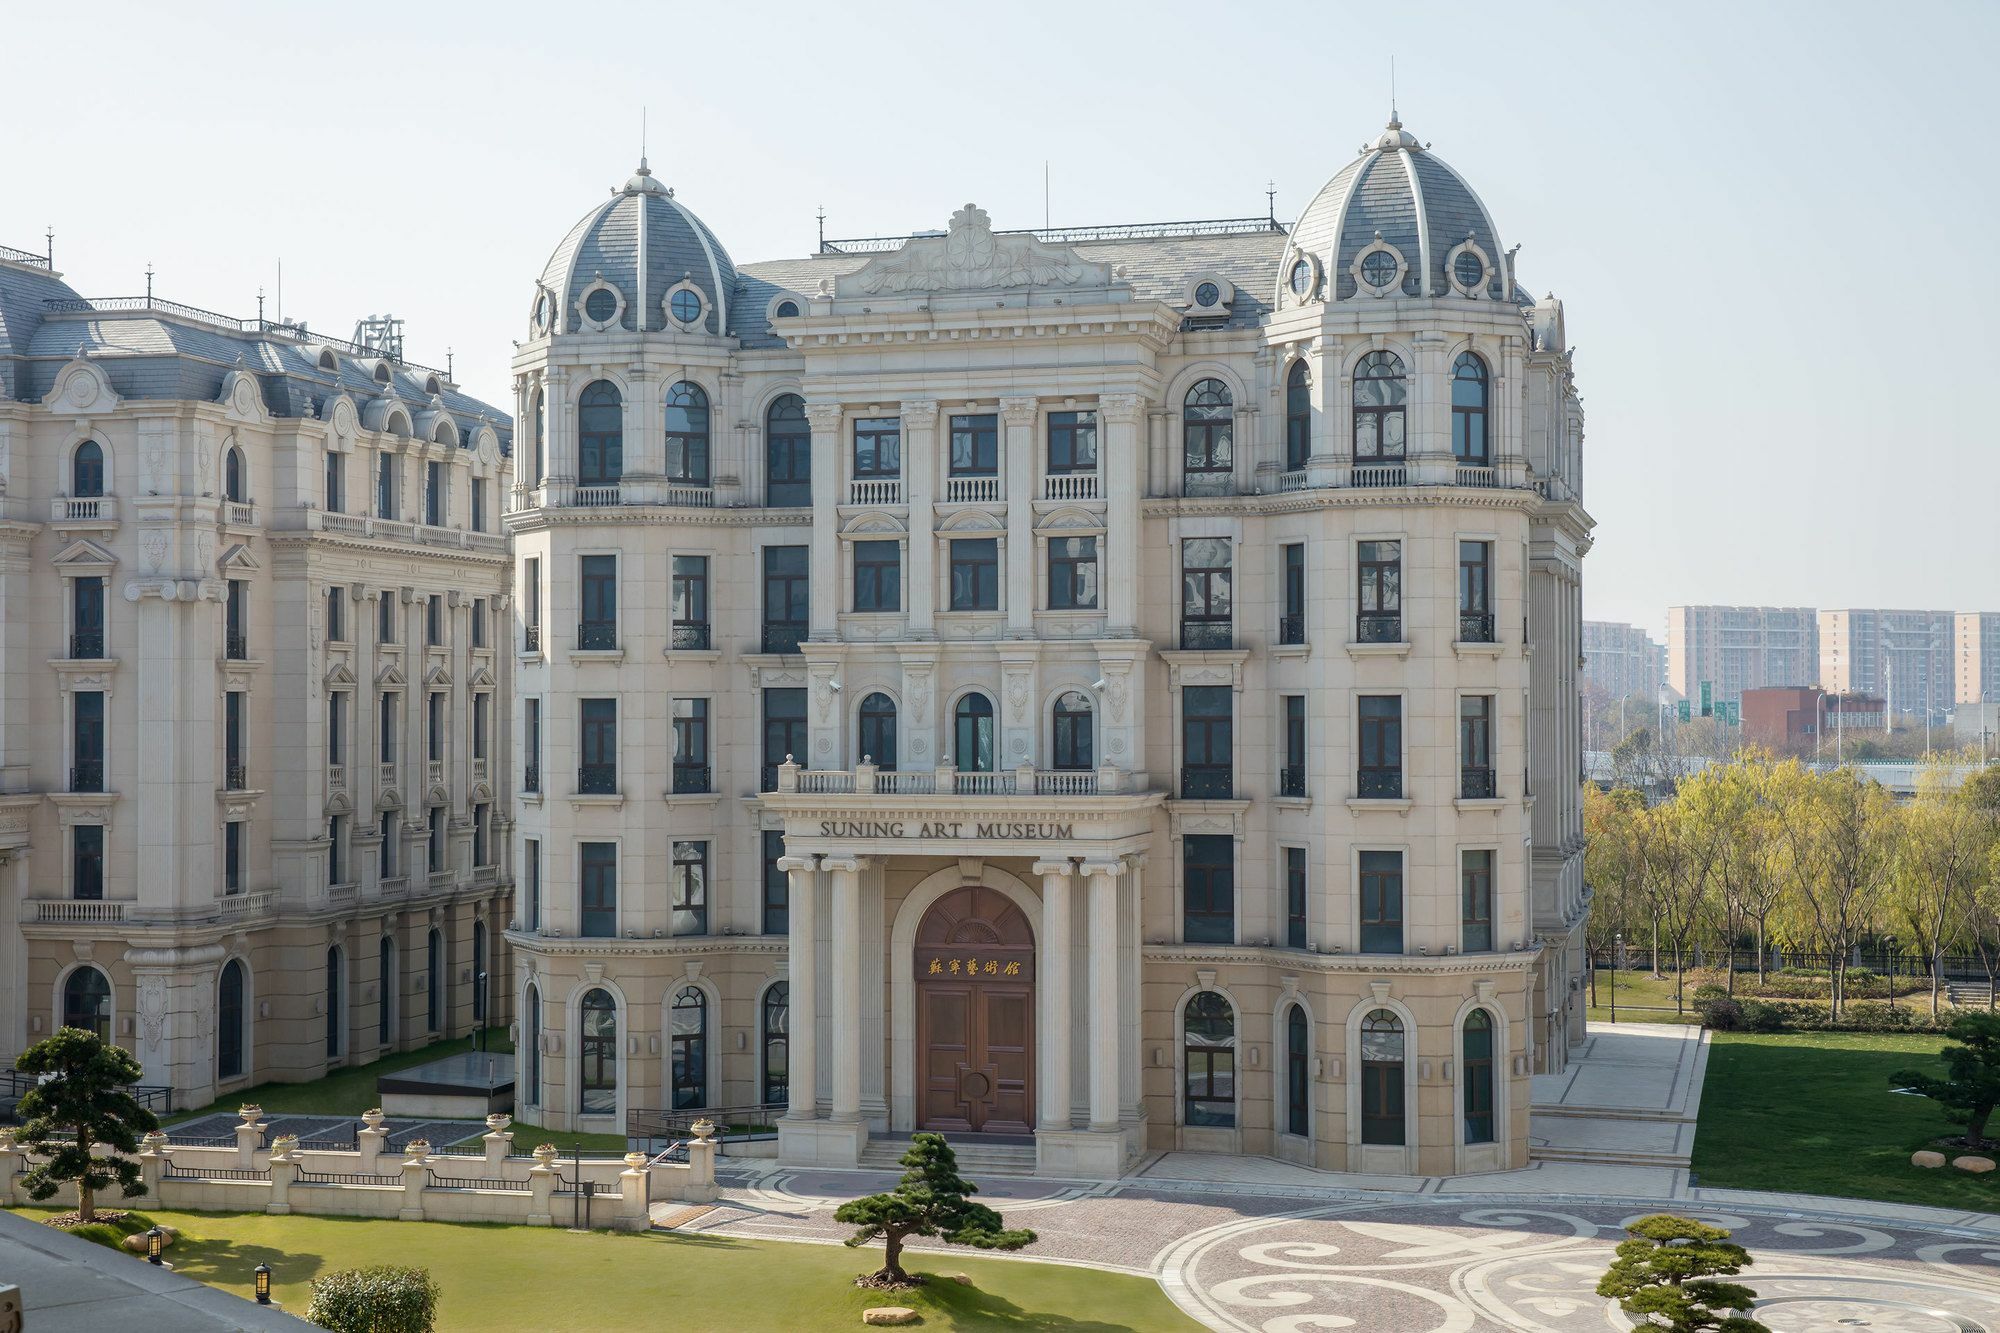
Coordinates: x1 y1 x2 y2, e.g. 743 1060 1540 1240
670 289 703 324
1193 281 1221 308
533 293 551 329
1360 250 1399 289
1454 251 1485 290
1289 260 1314 296
774 299 799 318
584 288 617 323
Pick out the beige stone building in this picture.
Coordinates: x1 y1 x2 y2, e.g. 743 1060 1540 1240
1666 604 1818 708
0 243 514 1111
1818 608 1954 722
1954 611 2000 706
506 119 1590 1179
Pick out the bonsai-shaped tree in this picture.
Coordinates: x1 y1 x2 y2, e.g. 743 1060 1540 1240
833 1132 1035 1286
14 1027 159 1222
1893 1011 2000 1148
1596 1214 1769 1333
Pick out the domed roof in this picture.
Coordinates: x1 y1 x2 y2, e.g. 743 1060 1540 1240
1282 118 1515 305
536 160 737 337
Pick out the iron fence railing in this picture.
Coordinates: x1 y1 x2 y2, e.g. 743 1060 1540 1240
296 1168 403 1186
761 624 805 655
575 623 618 651
672 622 711 651
1179 621 1233 651
628 1102 783 1145
70 762 104 793
1179 767 1234 801
69 631 104 659
1458 612 1496 643
1277 614 1305 646
576 763 618 795
165 1161 267 1182
671 764 712 795
522 626 540 652
819 215 1284 254
1357 769 1403 800
1355 613 1402 644
1461 767 1497 799
427 1169 528 1192
1279 766 1307 799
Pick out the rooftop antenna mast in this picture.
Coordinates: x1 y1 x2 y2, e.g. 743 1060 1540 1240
1044 160 1050 230
816 204 826 253
45 226 53 266
641 106 647 167
1390 55 1398 121
1265 179 1276 226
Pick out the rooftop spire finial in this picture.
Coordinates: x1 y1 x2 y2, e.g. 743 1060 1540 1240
1389 55 1398 125
640 105 648 173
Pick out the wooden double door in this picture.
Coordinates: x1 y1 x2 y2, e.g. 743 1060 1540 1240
915 886 1035 1135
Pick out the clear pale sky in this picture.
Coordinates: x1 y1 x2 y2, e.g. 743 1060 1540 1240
7 0 1996 634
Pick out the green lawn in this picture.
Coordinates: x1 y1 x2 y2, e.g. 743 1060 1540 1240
1692 1030 1998 1211
6 1207 1200 1332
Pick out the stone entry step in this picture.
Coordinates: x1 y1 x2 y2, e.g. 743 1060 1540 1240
858 1136 1038 1176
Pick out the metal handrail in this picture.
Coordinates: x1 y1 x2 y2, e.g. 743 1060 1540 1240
628 1102 783 1143
165 1161 267 1182
427 1169 528 1192
0 243 52 269
296 1167 403 1186
819 215 1284 254
39 297 449 377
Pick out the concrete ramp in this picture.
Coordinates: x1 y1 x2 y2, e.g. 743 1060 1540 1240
1530 1022 1710 1168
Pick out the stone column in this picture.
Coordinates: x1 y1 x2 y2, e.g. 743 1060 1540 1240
901 401 939 638
136 1131 168 1203
267 1140 298 1215
357 1112 389 1172
398 1145 429 1221
1100 395 1143 636
482 1114 513 1166
616 1150 650 1232
1082 860 1127 1131
235 1107 265 1168
779 856 819 1120
824 856 867 1123
1000 396 1038 635
1033 860 1075 1130
803 403 845 641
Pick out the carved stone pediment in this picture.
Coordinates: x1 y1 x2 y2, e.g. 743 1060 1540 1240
839 204 1115 296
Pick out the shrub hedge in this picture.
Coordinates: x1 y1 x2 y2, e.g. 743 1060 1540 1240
305 1266 441 1333
1698 996 1955 1034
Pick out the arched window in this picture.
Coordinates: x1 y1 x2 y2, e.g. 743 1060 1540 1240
1360 1009 1406 1146
761 983 789 1106
1285 361 1311 472
579 987 617 1115
531 389 546 486
671 985 707 1110
325 946 342 1058
471 921 487 1026
524 983 542 1108
953 694 995 773
218 959 246 1081
1183 991 1236 1127
72 440 105 498
1286 1004 1309 1137
858 692 898 772
1351 352 1408 463
1182 379 1233 494
664 381 710 485
1052 691 1094 770
223 446 246 503
577 381 623 488
1463 1008 1496 1144
426 928 443 1033
62 966 111 1042
1451 352 1489 466
766 394 812 506
378 937 394 1045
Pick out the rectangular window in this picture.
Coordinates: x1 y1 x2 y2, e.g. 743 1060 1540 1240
472 693 489 762
948 537 999 611
579 554 617 649
1280 543 1305 645
225 579 247 660
1358 696 1403 799
427 692 444 763
427 806 445 873
762 546 809 652
72 824 104 900
1182 834 1235 944
71 576 105 658
1458 541 1494 642
224 820 242 894
379 812 398 879
1357 540 1402 642
1461 849 1494 953
473 802 490 867
327 814 346 886
762 687 807 791
948 413 998 475
580 842 617 937
1461 696 1495 798
326 450 345 513
325 585 345 642
377 691 396 765
426 594 443 647
1047 409 1097 473
471 597 487 649
670 555 709 649
72 690 104 791
852 416 902 478
522 837 540 929
523 558 540 650
672 698 710 793
768 413 812 506
1359 850 1404 954
425 459 443 526
471 478 487 533
378 590 396 645
1181 685 1233 799
1047 536 1098 610
1281 696 1306 798
225 691 246 789
523 698 541 792
376 453 395 519
326 691 345 767
763 830 789 935
1180 537 1232 649
1285 846 1307 950
579 698 618 793
852 539 902 613
672 839 708 936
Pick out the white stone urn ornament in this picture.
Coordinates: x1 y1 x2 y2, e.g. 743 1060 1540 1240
690 1118 716 1143
269 1134 300 1160
485 1113 512 1133
238 1104 264 1124
533 1143 560 1167
403 1138 431 1160
361 1108 386 1130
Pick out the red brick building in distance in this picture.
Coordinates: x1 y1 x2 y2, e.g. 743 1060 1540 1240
1742 686 1888 754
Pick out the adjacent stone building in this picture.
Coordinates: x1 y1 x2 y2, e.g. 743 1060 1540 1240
506 117 1592 1178
0 242 514 1110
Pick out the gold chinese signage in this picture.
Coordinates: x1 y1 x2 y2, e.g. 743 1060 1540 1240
916 950 1035 984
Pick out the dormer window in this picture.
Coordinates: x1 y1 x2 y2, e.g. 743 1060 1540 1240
774 300 799 318
670 290 702 324
1454 252 1484 289
1193 281 1221 308
1289 260 1314 296
373 362 392 385
585 289 616 322
1361 250 1398 289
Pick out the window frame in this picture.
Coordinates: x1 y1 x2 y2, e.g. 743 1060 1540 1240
1181 990 1236 1127
947 537 1000 612
1182 834 1235 944
579 842 618 938
1046 409 1098 474
947 413 999 477
851 416 902 479
1351 350 1409 462
852 538 902 613
1358 850 1405 954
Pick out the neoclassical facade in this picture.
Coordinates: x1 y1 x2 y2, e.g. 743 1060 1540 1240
507 119 1591 1178
0 243 515 1110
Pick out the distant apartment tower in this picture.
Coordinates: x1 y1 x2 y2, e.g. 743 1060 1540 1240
1957 612 2000 704
1818 609 1954 721
1583 620 1665 700
1666 606 1818 707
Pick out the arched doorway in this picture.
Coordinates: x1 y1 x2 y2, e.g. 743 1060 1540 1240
915 885 1034 1135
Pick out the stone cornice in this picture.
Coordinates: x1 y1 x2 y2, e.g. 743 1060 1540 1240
1143 944 1541 976
1143 486 1543 521
503 931 788 960
265 532 510 569
504 505 813 534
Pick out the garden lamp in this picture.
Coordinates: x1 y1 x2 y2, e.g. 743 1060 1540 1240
146 1226 163 1265
254 1262 272 1304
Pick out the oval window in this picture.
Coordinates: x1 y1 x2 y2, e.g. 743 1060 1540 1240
1454 251 1484 290
1193 281 1220 308
1360 250 1399 289
671 289 703 324
584 288 617 323
1289 260 1314 296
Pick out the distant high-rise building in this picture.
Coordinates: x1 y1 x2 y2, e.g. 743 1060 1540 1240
1819 609 1954 721
1667 606 1818 707
1583 620 1665 700
1956 612 2000 705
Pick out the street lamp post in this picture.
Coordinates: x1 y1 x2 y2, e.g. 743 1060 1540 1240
1610 932 1622 1024
1885 935 1896 1012
254 1263 272 1305
476 970 489 1052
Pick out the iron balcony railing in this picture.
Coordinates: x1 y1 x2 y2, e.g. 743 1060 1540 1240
1355 613 1402 644
68 631 104 659
576 763 617 795
761 624 805 655
2 1069 169 1113
1357 769 1404 800
1461 766 1497 800
1179 767 1234 800
576 623 618 652
70 762 104 793
225 763 247 791
225 632 249 660
1458 612 1496 643
672 622 711 651
1181 472 1236 498
522 625 540 652
760 763 782 793
522 764 540 794
1180 621 1233 651
1279 766 1307 798
1277 614 1305 647
671 764 712 795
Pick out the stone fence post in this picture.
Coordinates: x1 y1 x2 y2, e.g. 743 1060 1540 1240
235 1105 265 1169
398 1141 431 1222
616 1152 649 1232
267 1137 299 1215
482 1114 513 1168
358 1110 389 1173
0 1128 29 1205
137 1131 169 1203
526 1145 558 1227
684 1120 717 1203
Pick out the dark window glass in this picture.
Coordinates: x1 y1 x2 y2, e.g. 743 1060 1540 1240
228 691 248 783
218 959 246 1080
1357 541 1402 642
1352 351 1408 462
427 692 444 762
948 538 999 612
774 299 799 318
471 597 487 649
672 841 708 937
72 824 104 900
1280 544 1305 645
224 819 243 894
1458 541 1493 642
1285 846 1307 950
672 698 709 793
1180 537 1232 648
325 585 345 642
426 594 442 646
424 460 443 526
325 450 344 513
578 381 623 487
1183 834 1234 943
523 838 539 929
378 938 394 1043
953 694 996 772
1361 1009 1406 1144
762 982 789 1105
852 417 901 478
470 477 486 534
327 813 345 886
224 448 245 503
376 453 395 518
225 578 246 659
853 539 902 612
1286 1004 1309 1136
1359 850 1404 954
1454 251 1485 290
579 697 617 793
579 554 618 648
69 577 104 659
1052 691 1093 770
1461 696 1494 798
580 843 617 938
1285 360 1311 471
379 813 398 880
1360 249 1399 289
1462 850 1495 953
948 413 998 475
426 929 442 1032
326 690 345 767
584 288 617 323
1451 352 1489 465
1359 696 1402 799
379 589 396 645
1282 696 1306 797
472 695 488 762
531 390 545 486
1181 685 1232 799
72 690 104 791
1193 281 1221 307
1047 410 1097 473
766 394 812 506
671 555 708 648
762 830 789 935
427 806 445 872
1047 536 1098 610
671 985 707 1109
1463 1009 1496 1143
762 688 807 790
72 440 104 497
1182 379 1233 491
579 986 617 1114
763 546 809 652
524 984 541 1105
63 966 111 1041
670 289 703 324
1182 990 1235 1126
665 381 711 484
858 693 898 770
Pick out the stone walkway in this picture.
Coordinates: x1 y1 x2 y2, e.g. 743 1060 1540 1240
1529 1021 1710 1167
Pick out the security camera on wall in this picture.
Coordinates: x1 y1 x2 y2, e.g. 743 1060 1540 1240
1092 678 1107 691
828 679 842 692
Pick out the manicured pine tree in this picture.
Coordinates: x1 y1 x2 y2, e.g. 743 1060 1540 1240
1893 1011 2000 1147
14 1027 160 1223
834 1131 1035 1286
1596 1214 1769 1333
